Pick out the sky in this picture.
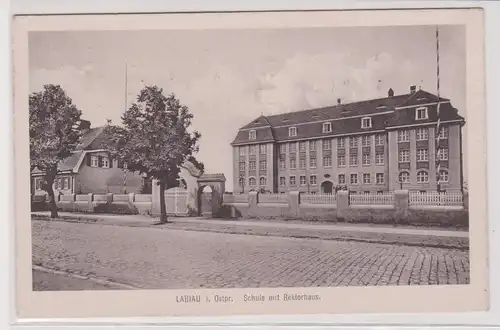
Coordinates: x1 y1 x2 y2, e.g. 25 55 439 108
29 25 466 192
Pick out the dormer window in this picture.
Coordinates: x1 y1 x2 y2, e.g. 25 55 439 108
249 130 256 140
361 117 372 129
289 127 297 137
322 122 332 133
416 107 428 120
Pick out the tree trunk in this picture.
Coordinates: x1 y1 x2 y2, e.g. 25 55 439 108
45 176 58 219
159 180 168 223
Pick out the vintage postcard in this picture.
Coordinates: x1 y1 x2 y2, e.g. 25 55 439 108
13 8 488 320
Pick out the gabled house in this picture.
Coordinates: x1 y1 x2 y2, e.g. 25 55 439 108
31 120 145 196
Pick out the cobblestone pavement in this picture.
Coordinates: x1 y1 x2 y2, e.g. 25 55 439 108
32 220 470 290
33 269 121 291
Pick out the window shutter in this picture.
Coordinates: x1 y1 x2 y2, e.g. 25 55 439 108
86 154 91 166
98 156 103 167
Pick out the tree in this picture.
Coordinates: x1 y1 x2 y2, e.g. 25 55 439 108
105 85 201 223
29 84 83 218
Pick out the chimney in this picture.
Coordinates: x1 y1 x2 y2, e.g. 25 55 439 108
337 98 341 105
388 88 394 97
410 85 417 94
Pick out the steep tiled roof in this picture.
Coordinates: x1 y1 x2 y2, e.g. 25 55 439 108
232 89 462 145
32 125 108 175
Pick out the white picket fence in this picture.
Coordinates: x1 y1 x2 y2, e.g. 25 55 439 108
409 191 463 206
301 193 337 205
349 192 394 205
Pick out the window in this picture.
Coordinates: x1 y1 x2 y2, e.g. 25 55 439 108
238 162 246 171
439 169 449 182
416 128 429 141
362 135 371 147
238 177 245 187
290 176 296 186
289 127 297 137
323 122 332 133
300 176 307 186
249 161 256 170
35 178 42 190
417 149 429 161
290 158 297 169
338 174 346 185
338 137 346 149
398 130 409 142
363 173 371 184
259 144 266 154
249 130 256 140
437 148 449 160
416 107 428 120
349 154 358 166
375 152 384 165
349 137 358 148
337 155 346 167
322 139 331 150
399 150 410 163
299 158 306 169
279 177 286 186
123 162 128 170
279 144 286 154
350 173 359 184
259 160 267 171
299 142 306 152
289 143 297 153
249 177 256 186
376 173 384 184
417 170 429 183
323 156 332 168
279 159 286 170
91 155 99 167
399 171 410 183
249 145 257 155
309 140 317 151
259 177 267 186
54 179 59 190
439 126 449 139
309 157 317 168
375 134 385 146
362 153 371 166
310 175 317 185
239 146 245 156
102 157 110 168
361 117 372 128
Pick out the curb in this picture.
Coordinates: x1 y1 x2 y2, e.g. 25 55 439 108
33 265 138 290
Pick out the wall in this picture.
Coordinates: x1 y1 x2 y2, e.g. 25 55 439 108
223 190 468 227
75 151 144 194
54 193 152 215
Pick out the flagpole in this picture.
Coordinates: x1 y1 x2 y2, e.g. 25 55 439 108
435 26 442 193
123 62 128 194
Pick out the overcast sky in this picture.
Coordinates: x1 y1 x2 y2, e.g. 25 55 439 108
29 25 466 191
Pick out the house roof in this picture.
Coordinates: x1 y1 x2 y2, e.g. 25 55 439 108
232 89 462 145
32 125 109 175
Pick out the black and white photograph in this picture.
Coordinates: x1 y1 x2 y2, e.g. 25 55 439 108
13 8 488 319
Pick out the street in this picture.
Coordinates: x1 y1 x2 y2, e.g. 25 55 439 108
32 220 470 290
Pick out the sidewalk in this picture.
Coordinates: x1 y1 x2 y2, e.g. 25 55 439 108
31 212 469 249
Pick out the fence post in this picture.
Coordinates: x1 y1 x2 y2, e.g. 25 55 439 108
336 191 349 220
288 191 300 217
463 190 469 210
248 191 258 217
106 193 113 205
393 190 409 224
88 193 94 212
128 192 135 212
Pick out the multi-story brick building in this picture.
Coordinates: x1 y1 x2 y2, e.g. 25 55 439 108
231 86 465 194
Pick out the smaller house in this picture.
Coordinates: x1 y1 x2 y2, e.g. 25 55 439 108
31 120 146 196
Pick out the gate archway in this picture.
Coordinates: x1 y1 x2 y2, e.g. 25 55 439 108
321 180 334 194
